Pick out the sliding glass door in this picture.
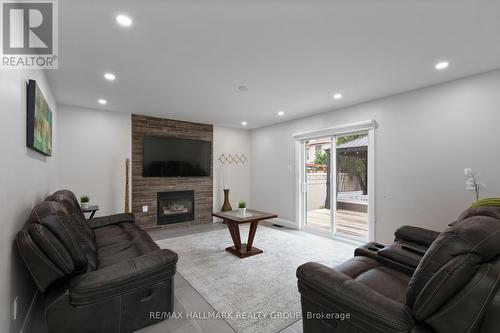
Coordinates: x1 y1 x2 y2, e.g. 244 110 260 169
334 134 369 241
303 137 333 232
302 132 370 241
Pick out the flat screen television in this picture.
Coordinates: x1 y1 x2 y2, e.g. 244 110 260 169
142 136 211 177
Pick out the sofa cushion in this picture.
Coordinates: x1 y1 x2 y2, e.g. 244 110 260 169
70 249 178 306
296 261 415 332
28 223 75 274
17 228 66 291
27 202 88 272
89 213 135 229
17 201 90 291
44 191 98 270
95 223 160 268
335 256 411 304
94 224 132 247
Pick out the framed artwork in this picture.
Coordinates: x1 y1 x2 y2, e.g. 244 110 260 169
27 79 53 156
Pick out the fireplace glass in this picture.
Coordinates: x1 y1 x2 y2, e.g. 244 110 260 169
157 191 194 225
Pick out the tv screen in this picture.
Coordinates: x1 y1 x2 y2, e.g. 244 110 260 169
143 136 211 177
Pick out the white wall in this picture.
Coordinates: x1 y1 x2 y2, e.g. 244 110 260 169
55 105 131 216
213 126 251 213
0 71 57 333
251 70 500 244
54 107 251 219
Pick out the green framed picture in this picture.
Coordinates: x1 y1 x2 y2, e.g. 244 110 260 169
27 80 53 156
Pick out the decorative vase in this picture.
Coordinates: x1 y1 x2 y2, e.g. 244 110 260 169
238 208 246 217
221 189 232 212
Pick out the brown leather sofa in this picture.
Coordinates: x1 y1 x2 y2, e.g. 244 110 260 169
297 206 500 333
17 190 178 333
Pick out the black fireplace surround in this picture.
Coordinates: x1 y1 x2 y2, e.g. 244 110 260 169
157 191 195 225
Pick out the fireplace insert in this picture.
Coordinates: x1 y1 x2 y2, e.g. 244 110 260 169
157 191 194 225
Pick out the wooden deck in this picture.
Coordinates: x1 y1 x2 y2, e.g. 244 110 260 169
306 208 368 239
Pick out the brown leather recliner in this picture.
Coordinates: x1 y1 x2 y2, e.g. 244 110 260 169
354 225 440 275
17 190 178 333
297 206 500 333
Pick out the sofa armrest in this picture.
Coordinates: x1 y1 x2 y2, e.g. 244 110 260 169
70 249 178 305
394 226 440 247
88 213 135 229
377 242 426 269
297 262 414 333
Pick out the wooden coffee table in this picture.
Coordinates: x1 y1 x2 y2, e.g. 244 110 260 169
212 209 277 258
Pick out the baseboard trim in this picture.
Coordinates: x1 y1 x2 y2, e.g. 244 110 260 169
20 290 39 333
267 217 299 230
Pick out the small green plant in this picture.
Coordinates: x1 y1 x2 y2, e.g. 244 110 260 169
80 195 90 203
238 201 246 209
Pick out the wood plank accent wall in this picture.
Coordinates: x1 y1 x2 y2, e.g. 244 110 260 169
131 114 213 229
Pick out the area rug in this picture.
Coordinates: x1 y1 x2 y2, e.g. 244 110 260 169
156 226 355 333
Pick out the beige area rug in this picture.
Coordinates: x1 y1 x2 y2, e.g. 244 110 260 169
156 225 355 333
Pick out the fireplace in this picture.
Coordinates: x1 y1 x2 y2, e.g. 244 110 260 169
157 191 194 225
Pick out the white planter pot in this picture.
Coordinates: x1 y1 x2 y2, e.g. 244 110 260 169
81 202 90 209
238 208 246 217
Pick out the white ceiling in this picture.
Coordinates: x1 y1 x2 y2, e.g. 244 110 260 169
48 0 500 129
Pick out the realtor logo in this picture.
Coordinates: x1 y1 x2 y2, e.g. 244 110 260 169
1 0 58 69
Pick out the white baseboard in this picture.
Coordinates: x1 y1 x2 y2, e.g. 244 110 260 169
267 217 299 230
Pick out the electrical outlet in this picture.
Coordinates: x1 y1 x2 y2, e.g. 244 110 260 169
142 205 148 213
13 296 18 320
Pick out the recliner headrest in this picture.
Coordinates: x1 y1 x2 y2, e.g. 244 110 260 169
17 201 88 291
45 189 85 220
26 200 69 224
406 206 500 318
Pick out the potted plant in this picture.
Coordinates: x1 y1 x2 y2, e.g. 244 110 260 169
80 195 90 209
238 201 246 217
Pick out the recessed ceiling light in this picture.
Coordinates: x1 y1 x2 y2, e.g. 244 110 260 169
333 93 343 100
104 72 116 81
98 99 107 105
278 110 285 116
237 85 248 91
116 14 132 27
241 121 247 126
435 61 449 70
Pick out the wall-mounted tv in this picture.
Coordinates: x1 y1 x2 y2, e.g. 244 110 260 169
143 136 211 177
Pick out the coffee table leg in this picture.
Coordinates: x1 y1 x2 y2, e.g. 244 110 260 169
226 220 242 249
247 221 259 251
224 219 262 258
